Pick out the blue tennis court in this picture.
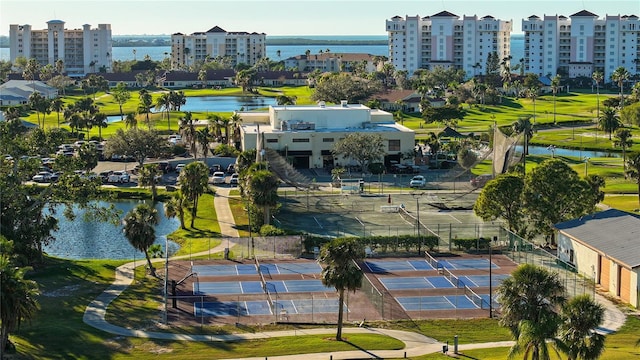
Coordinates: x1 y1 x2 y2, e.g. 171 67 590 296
458 274 509 288
397 295 481 311
380 276 456 290
438 259 499 270
192 262 322 277
194 279 332 295
193 299 346 317
364 260 434 273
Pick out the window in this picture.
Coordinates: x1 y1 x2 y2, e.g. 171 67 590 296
388 140 400 151
292 138 309 143
322 138 334 142
266 138 278 143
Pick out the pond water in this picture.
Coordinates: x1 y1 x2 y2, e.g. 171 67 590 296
179 96 277 112
43 200 180 260
517 145 620 159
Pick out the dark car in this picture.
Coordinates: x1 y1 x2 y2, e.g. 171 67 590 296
99 170 113 183
210 164 222 174
157 161 173 174
226 164 235 174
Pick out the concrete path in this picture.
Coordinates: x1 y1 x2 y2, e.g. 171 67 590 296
82 186 628 359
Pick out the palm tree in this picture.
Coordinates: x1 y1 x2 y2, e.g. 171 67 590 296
122 204 159 277
0 255 40 354
611 66 630 108
498 264 566 360
178 162 210 228
50 98 64 129
155 92 172 131
138 88 153 128
112 82 131 121
598 107 622 140
558 294 605 360
92 112 108 141
207 114 223 140
138 164 161 201
319 237 365 341
592 71 604 121
196 127 212 163
179 111 197 159
124 113 137 129
551 75 561 125
229 112 243 149
164 191 186 230
245 168 279 225
625 152 640 208
614 129 633 171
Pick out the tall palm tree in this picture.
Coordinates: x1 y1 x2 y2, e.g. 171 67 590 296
513 116 535 173
122 204 159 277
229 112 243 149
244 167 279 225
592 71 603 120
498 264 566 360
551 75 561 125
319 237 365 341
138 164 161 201
92 112 108 141
598 107 622 140
196 127 212 163
625 152 640 208
0 255 40 354
179 111 197 159
154 92 172 131
614 128 633 171
611 66 630 108
50 98 64 129
138 88 153 128
178 161 210 228
164 191 186 230
558 294 605 360
124 113 137 129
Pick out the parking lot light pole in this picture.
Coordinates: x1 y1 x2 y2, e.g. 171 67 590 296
411 192 424 241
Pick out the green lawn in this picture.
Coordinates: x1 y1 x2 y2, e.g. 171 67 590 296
168 193 223 256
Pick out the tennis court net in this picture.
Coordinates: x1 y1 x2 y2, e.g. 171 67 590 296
463 285 486 309
424 251 440 270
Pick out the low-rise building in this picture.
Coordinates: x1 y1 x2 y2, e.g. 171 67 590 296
284 53 381 73
0 80 58 106
237 102 414 169
555 209 640 308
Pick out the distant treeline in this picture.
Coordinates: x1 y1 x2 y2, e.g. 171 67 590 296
266 38 388 46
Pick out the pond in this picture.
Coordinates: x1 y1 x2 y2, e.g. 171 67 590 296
517 145 621 159
43 200 180 260
179 95 277 112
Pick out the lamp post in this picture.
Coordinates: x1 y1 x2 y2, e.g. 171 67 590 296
164 236 169 324
547 145 556 158
488 238 493 318
411 192 424 241
584 157 590 177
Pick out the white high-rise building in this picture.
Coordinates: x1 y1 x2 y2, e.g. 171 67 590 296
522 10 640 80
386 11 513 77
171 26 266 69
9 20 112 76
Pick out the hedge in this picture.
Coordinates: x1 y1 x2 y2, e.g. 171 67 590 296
303 234 439 255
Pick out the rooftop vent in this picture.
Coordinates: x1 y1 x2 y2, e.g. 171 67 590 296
319 101 326 108
340 100 348 107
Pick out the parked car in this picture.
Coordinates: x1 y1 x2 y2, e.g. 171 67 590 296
99 170 113 183
470 174 493 188
229 173 239 185
168 134 182 144
175 163 186 173
210 164 222 174
157 161 173 173
32 171 53 183
409 175 426 188
107 171 130 183
210 171 226 184
226 164 235 174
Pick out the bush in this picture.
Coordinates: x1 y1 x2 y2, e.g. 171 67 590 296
259 224 286 236
452 237 490 252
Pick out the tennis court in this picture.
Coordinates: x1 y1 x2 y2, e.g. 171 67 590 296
365 258 498 273
194 279 331 295
192 262 322 277
397 295 480 311
438 258 500 270
379 276 456 290
194 298 346 317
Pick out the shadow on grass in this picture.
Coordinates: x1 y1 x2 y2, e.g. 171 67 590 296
342 340 383 359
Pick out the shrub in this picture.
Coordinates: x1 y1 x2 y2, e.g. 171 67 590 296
259 224 286 236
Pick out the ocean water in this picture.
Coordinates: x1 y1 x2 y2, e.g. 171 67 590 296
0 35 525 67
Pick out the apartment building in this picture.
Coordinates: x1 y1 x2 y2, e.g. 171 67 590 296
522 10 640 81
171 26 266 69
385 11 512 77
283 52 381 73
9 20 112 76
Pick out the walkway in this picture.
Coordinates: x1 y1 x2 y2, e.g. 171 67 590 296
82 187 628 359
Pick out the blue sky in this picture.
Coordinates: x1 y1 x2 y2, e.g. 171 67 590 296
1 0 638 36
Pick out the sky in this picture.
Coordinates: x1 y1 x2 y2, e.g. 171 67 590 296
1 0 639 36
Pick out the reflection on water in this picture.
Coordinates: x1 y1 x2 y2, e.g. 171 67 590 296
44 200 180 260
517 145 620 159
180 96 277 112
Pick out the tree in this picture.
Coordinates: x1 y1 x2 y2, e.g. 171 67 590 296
311 73 382 104
318 237 365 341
474 174 527 236
138 88 153 128
598 107 621 140
422 104 466 128
92 112 108 141
585 174 606 205
104 128 166 169
235 68 257 92
28 91 51 128
614 128 633 171
178 161 210 228
0 247 40 355
592 71 604 121
179 111 197 159
124 113 137 129
513 116 535 172
76 143 99 173
244 166 279 226
620 102 640 127
558 295 605 360
523 159 597 243
611 66 630 108
122 204 159 277
551 75 561 124
164 191 186 230
196 127 212 163
111 82 131 121
625 152 640 208
50 98 64 129
332 133 385 173
498 264 566 360
457 146 477 170
155 92 172 131
524 74 540 122
138 164 161 201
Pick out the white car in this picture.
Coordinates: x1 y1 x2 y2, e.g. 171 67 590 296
32 171 53 182
409 175 426 188
107 171 130 183
229 173 239 185
175 163 186 173
210 171 226 184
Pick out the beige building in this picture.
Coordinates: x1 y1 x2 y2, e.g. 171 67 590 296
284 53 381 73
238 103 415 169
9 20 113 76
171 26 266 69
555 209 640 308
